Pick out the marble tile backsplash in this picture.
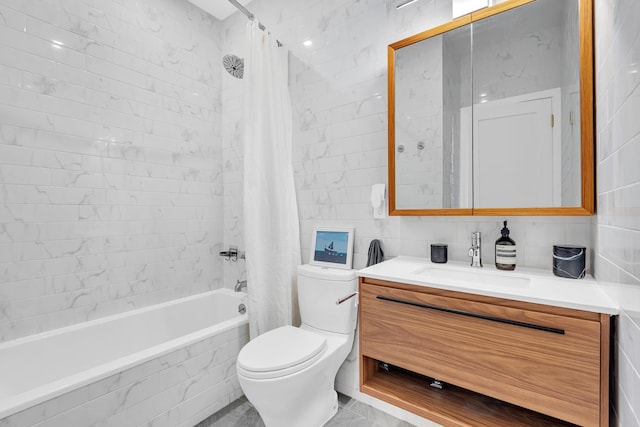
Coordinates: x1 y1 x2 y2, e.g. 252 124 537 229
0 0 224 342
595 0 640 425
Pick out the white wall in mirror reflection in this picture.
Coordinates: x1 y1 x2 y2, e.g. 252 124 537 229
394 35 444 209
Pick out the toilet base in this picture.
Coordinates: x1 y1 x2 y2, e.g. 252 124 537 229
237 327 355 427
238 364 338 427
320 390 339 426
240 375 339 427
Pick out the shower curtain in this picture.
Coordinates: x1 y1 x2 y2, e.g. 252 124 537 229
243 21 301 338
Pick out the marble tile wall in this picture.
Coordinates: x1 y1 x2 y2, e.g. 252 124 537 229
0 0 224 342
0 323 249 427
594 0 640 425
221 12 247 291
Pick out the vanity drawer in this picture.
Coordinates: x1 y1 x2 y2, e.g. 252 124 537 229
359 281 603 426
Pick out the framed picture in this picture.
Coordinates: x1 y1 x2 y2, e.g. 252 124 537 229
309 226 354 270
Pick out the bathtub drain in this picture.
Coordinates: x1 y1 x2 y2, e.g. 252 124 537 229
238 304 246 314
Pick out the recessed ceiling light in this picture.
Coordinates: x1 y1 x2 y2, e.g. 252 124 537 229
303 40 313 47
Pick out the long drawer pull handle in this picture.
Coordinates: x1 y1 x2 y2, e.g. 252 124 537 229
376 295 565 335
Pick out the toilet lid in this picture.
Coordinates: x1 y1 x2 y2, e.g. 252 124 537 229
237 326 327 373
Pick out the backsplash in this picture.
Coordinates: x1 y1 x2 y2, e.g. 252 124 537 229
0 0 224 342
594 0 640 425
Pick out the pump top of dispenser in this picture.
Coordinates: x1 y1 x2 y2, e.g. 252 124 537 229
500 220 510 237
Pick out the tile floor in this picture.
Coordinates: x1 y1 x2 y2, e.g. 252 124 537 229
196 393 417 427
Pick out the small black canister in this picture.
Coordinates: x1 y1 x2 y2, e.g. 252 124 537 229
430 244 448 264
552 245 586 279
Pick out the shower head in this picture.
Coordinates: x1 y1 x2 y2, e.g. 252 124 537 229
223 54 244 79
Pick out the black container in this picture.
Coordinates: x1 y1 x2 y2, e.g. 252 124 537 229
430 244 448 264
552 245 586 279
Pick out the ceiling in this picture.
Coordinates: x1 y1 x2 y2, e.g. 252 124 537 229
185 0 251 20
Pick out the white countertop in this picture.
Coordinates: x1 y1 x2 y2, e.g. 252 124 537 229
357 256 619 315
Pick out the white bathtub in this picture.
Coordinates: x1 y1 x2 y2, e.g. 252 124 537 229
0 288 249 427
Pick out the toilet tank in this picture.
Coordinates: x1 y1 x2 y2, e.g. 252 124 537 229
297 264 358 334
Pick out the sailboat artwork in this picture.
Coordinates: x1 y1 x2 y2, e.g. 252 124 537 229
310 227 354 269
324 241 339 256
313 230 349 264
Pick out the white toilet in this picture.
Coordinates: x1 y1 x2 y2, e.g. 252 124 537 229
236 264 358 427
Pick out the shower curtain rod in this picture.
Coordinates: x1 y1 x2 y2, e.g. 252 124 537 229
227 0 282 46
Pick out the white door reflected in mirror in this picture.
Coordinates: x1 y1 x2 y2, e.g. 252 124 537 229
461 89 562 208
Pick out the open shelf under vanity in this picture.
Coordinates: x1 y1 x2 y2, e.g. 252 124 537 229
361 357 578 427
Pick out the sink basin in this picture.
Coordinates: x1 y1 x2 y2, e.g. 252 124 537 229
412 266 531 288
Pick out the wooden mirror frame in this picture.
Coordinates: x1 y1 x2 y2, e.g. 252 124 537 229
388 0 594 216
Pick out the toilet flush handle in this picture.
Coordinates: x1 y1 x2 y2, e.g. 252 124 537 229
336 292 358 305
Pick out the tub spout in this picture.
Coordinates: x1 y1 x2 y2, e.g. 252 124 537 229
234 280 247 292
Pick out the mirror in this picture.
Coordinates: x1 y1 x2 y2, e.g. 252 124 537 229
388 0 594 216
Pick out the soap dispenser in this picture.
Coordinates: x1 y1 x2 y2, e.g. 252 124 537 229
495 220 516 271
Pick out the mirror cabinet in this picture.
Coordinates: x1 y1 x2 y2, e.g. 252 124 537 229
388 0 594 216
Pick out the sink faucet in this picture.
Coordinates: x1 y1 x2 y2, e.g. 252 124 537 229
234 279 247 292
468 232 482 267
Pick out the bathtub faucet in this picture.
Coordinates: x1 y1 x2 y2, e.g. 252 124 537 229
234 279 247 292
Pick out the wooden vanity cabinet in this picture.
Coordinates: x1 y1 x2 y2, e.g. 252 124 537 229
359 277 611 427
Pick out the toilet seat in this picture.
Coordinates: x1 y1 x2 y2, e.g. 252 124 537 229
237 326 327 379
